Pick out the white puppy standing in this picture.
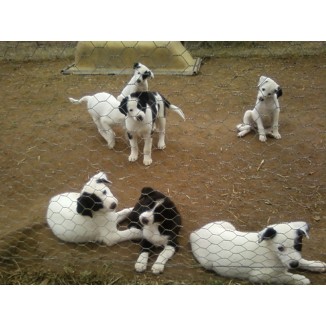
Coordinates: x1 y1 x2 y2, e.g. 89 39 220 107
190 221 326 284
119 92 185 166
237 76 283 142
68 63 154 149
46 172 142 245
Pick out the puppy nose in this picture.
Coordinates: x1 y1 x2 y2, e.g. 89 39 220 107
289 261 299 269
136 115 143 121
141 217 149 225
259 96 264 101
110 202 117 210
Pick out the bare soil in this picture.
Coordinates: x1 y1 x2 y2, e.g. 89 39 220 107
0 54 325 284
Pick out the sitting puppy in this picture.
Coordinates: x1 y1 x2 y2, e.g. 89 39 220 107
117 62 154 101
127 187 182 274
190 221 326 284
237 76 283 142
68 63 154 149
119 91 185 165
46 172 142 245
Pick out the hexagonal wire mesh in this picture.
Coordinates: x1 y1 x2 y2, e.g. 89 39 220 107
0 41 325 284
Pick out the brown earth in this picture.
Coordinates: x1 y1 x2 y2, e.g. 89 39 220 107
0 53 325 284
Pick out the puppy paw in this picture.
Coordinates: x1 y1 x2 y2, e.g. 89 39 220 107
107 142 115 149
143 157 152 166
259 135 267 142
293 275 310 285
157 141 166 150
272 132 281 139
135 261 147 273
129 154 138 162
151 263 165 275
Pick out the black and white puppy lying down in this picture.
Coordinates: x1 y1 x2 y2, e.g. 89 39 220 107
119 91 185 166
127 187 182 274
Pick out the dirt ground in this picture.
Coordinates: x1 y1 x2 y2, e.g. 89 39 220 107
0 51 325 284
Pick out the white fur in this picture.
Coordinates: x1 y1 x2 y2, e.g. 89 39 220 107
69 93 123 149
237 76 282 142
190 221 326 284
68 63 153 149
117 63 154 102
46 172 142 245
121 92 185 166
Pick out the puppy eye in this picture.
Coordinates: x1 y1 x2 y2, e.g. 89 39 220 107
129 109 133 112
278 245 285 252
102 190 107 195
262 88 265 91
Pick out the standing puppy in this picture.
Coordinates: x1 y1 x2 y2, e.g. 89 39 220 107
68 63 154 149
190 221 326 284
119 91 185 165
237 76 283 142
117 62 154 101
128 187 182 274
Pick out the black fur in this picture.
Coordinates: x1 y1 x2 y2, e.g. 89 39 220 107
96 178 111 185
133 62 141 69
118 92 169 123
261 227 277 241
294 228 308 252
76 192 104 217
118 97 129 116
128 187 182 252
276 86 283 98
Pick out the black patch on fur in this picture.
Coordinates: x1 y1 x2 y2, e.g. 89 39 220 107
96 178 111 185
142 70 152 80
294 229 305 252
76 192 104 217
261 227 277 241
276 87 283 98
130 91 172 124
118 97 129 116
127 187 182 252
133 62 140 69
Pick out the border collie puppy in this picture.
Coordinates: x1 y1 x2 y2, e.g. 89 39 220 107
128 187 182 274
119 91 185 165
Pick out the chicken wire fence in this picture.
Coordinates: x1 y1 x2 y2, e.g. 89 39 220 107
0 41 325 284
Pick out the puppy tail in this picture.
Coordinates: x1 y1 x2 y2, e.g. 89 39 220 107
68 96 91 105
169 105 186 121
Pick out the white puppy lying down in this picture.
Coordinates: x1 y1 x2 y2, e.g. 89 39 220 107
68 63 154 149
237 76 283 142
46 172 142 245
190 221 326 284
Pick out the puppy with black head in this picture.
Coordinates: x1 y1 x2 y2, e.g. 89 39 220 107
119 91 185 165
128 187 182 274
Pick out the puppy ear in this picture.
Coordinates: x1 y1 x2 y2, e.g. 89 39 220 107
142 71 152 79
133 62 140 69
257 227 277 243
118 97 129 116
276 87 283 98
141 187 155 196
77 192 104 217
97 178 111 185
258 76 267 87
